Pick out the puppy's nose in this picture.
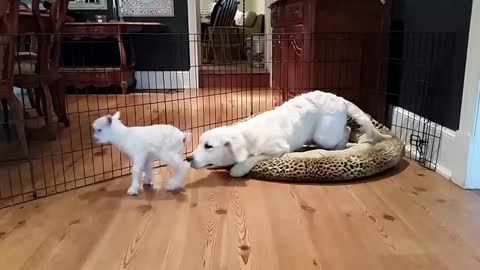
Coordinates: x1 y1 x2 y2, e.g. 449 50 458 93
185 156 194 162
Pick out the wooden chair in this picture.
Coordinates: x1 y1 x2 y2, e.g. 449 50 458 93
203 0 241 64
47 0 69 126
18 2 42 116
13 0 69 137
0 0 29 157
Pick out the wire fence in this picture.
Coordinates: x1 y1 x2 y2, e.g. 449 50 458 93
0 31 457 208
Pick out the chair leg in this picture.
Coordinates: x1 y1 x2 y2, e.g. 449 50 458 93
7 95 29 158
53 80 69 127
58 80 69 127
40 81 55 140
1 98 9 135
50 87 59 118
26 88 43 116
26 89 35 108
208 38 216 64
1 98 8 123
40 91 47 121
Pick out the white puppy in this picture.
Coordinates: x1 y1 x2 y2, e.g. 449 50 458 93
187 91 389 177
92 112 190 195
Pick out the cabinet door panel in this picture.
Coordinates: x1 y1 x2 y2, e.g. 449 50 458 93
285 25 304 98
272 28 284 90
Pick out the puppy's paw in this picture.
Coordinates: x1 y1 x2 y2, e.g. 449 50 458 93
229 164 249 178
127 186 140 196
165 181 182 191
346 142 357 148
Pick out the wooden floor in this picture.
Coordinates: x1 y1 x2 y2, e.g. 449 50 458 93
1 160 480 270
199 63 270 88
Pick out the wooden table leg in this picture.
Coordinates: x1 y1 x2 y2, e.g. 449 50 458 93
53 79 69 127
117 34 128 94
40 81 55 140
1 99 8 125
127 36 137 92
128 35 136 67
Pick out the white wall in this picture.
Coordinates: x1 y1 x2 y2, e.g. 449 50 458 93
200 0 215 11
245 0 266 13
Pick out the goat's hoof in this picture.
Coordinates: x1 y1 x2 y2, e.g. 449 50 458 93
127 186 140 196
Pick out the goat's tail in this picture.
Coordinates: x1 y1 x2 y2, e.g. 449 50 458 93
182 132 192 145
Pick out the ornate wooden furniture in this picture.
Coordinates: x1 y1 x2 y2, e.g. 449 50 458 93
59 21 165 94
270 0 391 122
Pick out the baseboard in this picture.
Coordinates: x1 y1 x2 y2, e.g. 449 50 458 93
435 163 453 181
391 106 455 180
135 69 199 90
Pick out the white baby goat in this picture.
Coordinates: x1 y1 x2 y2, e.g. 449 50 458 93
92 112 190 195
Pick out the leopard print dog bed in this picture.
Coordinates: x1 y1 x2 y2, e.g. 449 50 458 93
246 117 405 182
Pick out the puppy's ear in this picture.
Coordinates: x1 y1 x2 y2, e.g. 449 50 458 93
225 135 248 163
106 116 112 125
112 111 121 120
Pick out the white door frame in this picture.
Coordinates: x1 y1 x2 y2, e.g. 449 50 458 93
450 0 480 188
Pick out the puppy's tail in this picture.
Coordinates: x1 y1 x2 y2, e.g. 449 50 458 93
344 99 390 144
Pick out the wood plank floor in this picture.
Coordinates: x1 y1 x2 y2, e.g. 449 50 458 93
1 160 480 270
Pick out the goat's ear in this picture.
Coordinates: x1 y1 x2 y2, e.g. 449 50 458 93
112 111 121 120
106 116 112 125
225 136 248 163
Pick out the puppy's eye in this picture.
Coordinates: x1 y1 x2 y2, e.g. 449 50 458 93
204 143 213 149
97 129 102 132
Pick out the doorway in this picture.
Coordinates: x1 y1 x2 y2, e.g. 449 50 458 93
198 0 268 88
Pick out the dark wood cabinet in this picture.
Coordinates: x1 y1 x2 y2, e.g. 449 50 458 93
270 0 392 122
272 28 283 90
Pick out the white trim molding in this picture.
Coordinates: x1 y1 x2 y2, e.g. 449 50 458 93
134 69 199 90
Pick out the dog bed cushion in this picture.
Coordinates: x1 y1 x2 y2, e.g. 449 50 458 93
247 117 405 182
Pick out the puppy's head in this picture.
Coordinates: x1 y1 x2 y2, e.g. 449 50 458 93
188 127 248 169
92 111 121 144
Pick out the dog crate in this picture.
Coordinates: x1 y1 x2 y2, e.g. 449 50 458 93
0 30 460 208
